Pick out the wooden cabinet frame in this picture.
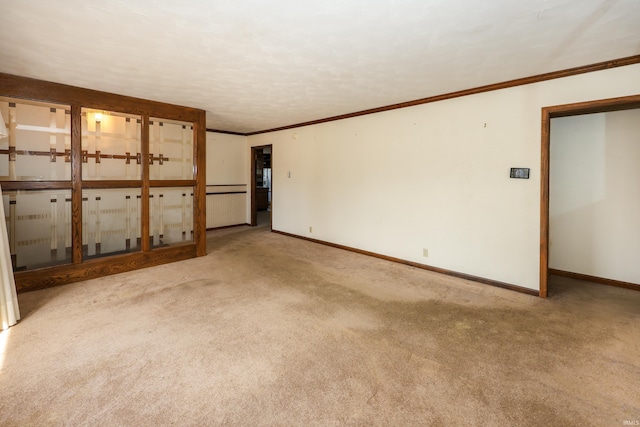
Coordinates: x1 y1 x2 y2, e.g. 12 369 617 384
0 73 206 292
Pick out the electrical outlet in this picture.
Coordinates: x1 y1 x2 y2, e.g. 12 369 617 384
423 248 428 257
309 226 313 233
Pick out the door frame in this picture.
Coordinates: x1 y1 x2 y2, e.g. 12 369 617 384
539 94 640 297
251 144 273 228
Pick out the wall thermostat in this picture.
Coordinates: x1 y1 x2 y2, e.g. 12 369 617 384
510 168 530 179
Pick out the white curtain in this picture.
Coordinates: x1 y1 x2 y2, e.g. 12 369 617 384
0 184 20 331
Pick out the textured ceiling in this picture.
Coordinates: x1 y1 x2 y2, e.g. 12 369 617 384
1 0 639 133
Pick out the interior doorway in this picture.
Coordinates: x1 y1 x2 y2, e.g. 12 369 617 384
251 145 273 228
539 94 640 297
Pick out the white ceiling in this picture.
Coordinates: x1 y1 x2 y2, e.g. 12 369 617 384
1 0 639 133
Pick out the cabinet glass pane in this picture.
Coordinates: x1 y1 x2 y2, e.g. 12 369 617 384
150 187 193 247
82 109 142 180
2 190 72 271
82 189 142 259
149 118 193 180
0 98 71 181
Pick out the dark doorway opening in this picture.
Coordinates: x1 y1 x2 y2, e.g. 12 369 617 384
251 145 273 228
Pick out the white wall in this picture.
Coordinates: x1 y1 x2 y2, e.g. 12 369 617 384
248 63 640 292
550 110 640 284
205 132 248 228
206 132 248 185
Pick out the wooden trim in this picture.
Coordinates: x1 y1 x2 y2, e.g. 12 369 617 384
0 72 202 123
15 244 197 293
539 108 551 298
272 230 539 297
540 93 640 298
207 184 247 187
149 180 196 188
141 114 150 252
546 95 640 117
0 181 153 192
270 145 273 231
206 191 247 195
71 104 83 264
194 112 207 257
206 223 250 231
549 269 640 292
81 180 143 189
248 55 640 136
206 128 247 136
250 147 257 226
0 181 72 191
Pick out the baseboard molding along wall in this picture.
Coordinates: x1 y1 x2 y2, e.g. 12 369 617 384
549 269 640 292
272 229 539 297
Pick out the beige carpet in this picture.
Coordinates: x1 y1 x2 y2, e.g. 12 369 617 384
1 223 639 426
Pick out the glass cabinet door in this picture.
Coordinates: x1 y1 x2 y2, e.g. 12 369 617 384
82 189 142 259
149 187 193 247
2 190 72 270
0 98 71 181
82 109 142 181
149 118 194 180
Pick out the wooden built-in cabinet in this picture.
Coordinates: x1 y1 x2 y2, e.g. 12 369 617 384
0 73 206 292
